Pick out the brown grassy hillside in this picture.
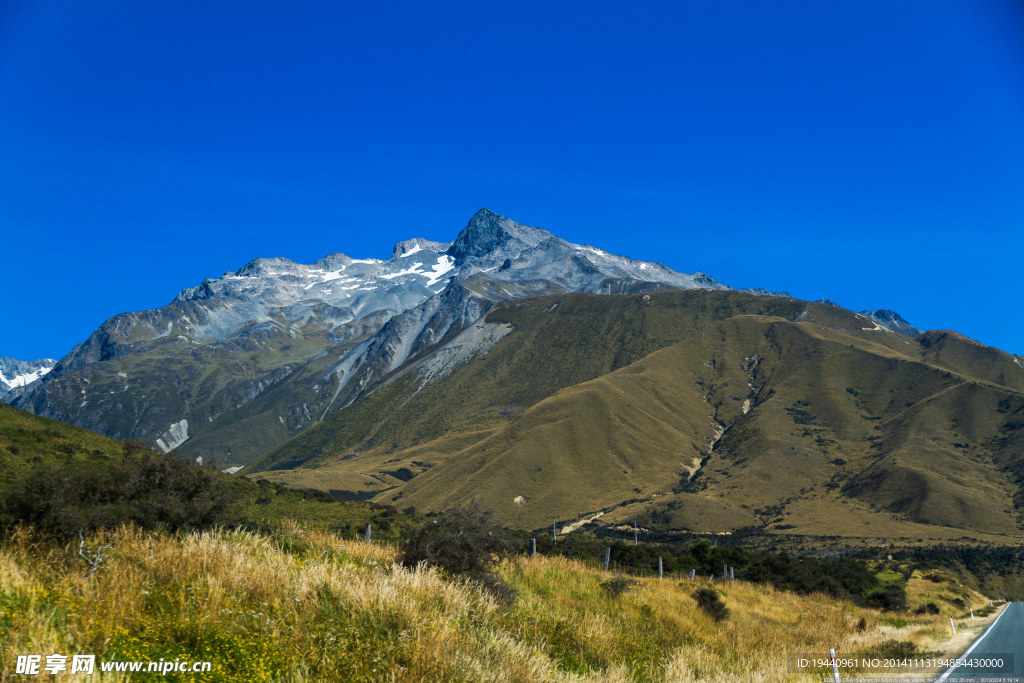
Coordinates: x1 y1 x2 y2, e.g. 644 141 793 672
252 291 1024 544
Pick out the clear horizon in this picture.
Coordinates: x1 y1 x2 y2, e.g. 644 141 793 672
2 1 1022 360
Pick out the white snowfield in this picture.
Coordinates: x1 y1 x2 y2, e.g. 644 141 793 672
0 366 52 390
154 419 190 454
0 358 56 396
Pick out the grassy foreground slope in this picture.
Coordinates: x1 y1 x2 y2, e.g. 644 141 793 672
0 525 992 682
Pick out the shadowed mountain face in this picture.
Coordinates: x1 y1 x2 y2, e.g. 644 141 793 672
10 209 733 466
252 290 1024 543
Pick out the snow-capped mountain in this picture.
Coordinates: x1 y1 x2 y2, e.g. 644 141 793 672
0 357 56 399
12 208 915 466
151 209 720 344
859 309 922 337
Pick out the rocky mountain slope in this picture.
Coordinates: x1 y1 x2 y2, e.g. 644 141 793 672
10 209 747 466
252 290 1024 544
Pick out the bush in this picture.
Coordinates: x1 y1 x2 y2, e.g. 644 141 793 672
864 584 907 612
741 553 877 602
122 439 149 457
913 602 940 615
2 452 237 537
693 587 729 621
873 639 917 658
600 576 638 598
398 505 517 602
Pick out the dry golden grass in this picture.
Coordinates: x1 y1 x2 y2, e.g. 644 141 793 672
0 525 988 682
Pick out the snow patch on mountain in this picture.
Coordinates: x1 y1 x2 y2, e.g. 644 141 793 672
425 255 455 286
0 366 52 390
154 419 190 453
380 262 426 280
0 357 57 399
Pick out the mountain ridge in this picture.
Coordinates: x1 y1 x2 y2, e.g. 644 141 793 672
9 209 742 464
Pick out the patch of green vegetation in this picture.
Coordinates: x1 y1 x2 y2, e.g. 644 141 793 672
693 587 729 621
109 604 294 682
871 639 918 658
0 403 125 490
0 401 425 543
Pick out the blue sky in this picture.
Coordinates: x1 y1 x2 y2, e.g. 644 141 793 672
1 0 1022 360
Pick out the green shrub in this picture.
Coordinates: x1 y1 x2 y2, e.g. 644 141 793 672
864 584 907 612
873 639 917 658
2 453 238 537
600 576 638 598
693 587 729 621
399 505 518 602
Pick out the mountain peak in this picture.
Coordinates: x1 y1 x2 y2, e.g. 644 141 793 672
470 207 498 221
860 309 921 337
447 209 554 262
391 238 449 260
